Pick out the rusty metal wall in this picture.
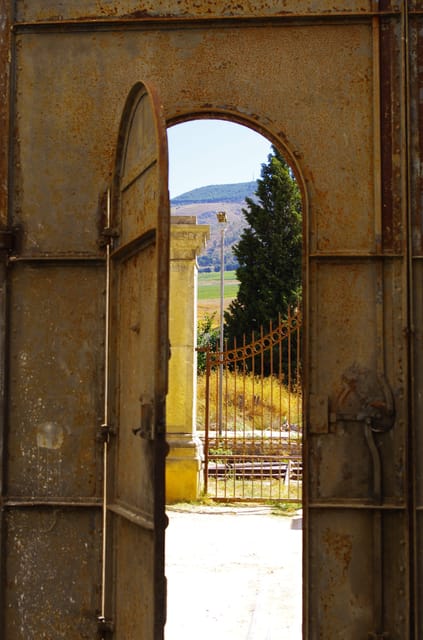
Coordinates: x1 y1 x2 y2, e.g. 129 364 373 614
0 1 419 638
3 262 105 639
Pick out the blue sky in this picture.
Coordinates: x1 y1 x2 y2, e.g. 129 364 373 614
167 119 272 199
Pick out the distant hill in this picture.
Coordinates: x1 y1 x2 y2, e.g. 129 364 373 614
171 181 257 205
171 181 258 272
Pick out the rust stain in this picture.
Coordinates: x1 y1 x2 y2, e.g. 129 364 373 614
322 528 353 579
0 0 11 227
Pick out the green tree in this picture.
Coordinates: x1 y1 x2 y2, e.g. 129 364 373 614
196 313 219 374
224 147 302 348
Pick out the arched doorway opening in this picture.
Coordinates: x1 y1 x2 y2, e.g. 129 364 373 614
165 117 306 638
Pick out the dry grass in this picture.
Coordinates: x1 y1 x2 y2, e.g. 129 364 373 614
197 298 233 322
196 369 302 432
204 477 302 502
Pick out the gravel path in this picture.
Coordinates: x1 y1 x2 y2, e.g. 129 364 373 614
165 506 302 639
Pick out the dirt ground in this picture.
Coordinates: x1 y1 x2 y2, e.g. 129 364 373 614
165 505 302 639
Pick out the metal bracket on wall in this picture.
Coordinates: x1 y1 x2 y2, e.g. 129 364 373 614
308 365 395 436
332 364 395 434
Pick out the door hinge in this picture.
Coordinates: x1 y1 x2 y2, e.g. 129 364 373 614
97 423 116 443
0 227 18 257
97 615 114 634
98 226 119 249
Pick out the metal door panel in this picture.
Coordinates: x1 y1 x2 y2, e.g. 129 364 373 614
309 262 379 398
104 81 169 638
113 519 155 639
309 510 374 639
7 264 104 497
309 509 408 639
115 248 156 511
13 34 113 257
2 260 104 639
121 171 160 249
4 508 101 639
307 252 408 636
305 10 409 629
308 260 405 500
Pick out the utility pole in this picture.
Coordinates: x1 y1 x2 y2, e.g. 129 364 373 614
216 211 228 436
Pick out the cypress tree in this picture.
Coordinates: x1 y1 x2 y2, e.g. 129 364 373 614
224 146 302 350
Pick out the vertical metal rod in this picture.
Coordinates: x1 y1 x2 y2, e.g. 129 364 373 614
0 256 7 637
218 222 225 436
0 5 12 635
288 306 292 449
233 338 237 445
224 344 228 445
204 349 211 495
270 318 274 432
278 312 283 447
370 12 386 636
100 188 112 622
400 1 417 635
297 308 301 432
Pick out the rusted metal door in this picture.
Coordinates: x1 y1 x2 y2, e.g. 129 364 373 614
2 2 422 639
101 82 169 638
304 6 410 638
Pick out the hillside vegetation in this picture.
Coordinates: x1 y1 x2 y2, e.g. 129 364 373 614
171 181 257 272
172 181 256 204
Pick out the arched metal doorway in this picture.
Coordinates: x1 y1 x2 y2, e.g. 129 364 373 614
0 3 419 638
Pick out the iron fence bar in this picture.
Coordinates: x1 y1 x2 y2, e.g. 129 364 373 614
203 312 302 502
204 348 211 496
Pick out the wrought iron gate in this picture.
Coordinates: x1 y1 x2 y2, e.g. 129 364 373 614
202 309 302 503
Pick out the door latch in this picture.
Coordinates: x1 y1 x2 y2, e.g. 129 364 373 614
333 365 395 433
309 366 395 435
132 402 154 440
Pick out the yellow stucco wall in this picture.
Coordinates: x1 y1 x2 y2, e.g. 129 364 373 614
166 217 209 502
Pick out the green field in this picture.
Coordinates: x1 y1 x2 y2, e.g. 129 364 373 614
197 270 239 318
198 270 239 301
